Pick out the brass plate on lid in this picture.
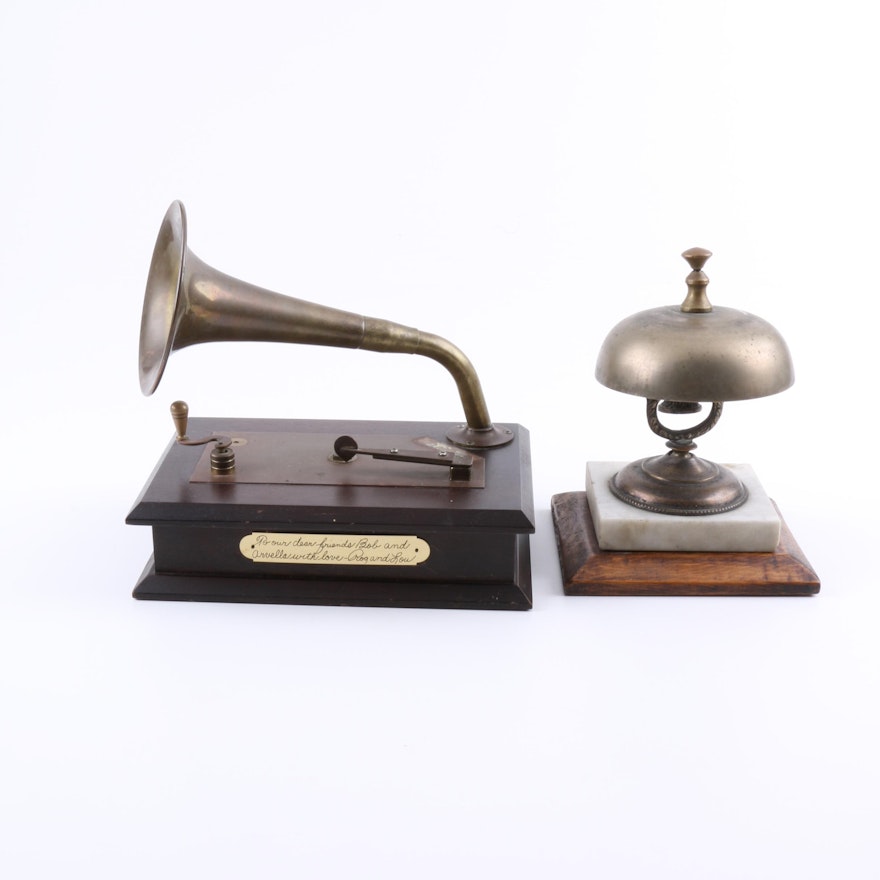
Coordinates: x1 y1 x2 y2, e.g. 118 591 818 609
190 431 485 488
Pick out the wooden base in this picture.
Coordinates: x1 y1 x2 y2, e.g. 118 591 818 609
127 417 534 611
551 492 820 596
132 533 532 610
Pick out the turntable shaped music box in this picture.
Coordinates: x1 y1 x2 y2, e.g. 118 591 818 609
551 248 819 596
126 201 534 610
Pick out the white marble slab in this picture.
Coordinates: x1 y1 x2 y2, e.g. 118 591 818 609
586 461 781 552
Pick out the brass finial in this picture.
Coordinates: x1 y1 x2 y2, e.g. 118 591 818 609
680 247 713 313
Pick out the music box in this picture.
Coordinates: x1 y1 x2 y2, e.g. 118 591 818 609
126 202 534 610
552 248 819 596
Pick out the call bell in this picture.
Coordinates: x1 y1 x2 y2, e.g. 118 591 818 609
551 248 820 596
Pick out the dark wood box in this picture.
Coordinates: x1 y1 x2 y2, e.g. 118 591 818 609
127 418 534 610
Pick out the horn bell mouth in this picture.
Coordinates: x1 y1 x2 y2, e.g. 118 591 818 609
139 200 187 395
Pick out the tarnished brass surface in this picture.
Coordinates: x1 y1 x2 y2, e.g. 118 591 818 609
595 250 795 516
607 398 748 515
595 249 794 402
610 452 748 515
139 201 512 448
170 400 190 440
679 247 713 313
167 400 235 472
189 431 486 488
333 435 474 480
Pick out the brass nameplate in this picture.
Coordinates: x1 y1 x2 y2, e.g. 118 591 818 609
239 533 431 566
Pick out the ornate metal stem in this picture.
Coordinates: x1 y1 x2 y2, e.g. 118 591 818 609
609 398 748 516
647 399 723 448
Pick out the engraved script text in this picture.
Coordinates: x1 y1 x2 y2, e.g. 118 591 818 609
239 533 431 566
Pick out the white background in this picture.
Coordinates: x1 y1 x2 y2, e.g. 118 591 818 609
2 1 878 877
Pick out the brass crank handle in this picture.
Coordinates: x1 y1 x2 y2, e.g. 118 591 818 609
169 401 235 473
170 400 232 448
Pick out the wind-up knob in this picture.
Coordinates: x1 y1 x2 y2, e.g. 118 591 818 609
170 400 190 440
680 247 713 314
169 400 235 474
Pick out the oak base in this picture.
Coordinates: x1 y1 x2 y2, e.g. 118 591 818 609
551 491 820 596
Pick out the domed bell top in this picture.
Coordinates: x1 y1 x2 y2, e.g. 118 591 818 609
595 248 794 403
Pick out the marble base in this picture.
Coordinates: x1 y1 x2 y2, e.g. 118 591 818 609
586 461 781 552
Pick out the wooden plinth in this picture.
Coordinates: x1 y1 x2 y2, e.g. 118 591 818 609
132 534 532 611
551 491 820 596
127 417 534 611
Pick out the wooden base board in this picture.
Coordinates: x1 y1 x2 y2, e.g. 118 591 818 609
551 492 820 596
132 533 532 611
127 417 535 611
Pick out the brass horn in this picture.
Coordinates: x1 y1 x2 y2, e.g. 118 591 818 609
139 201 512 448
